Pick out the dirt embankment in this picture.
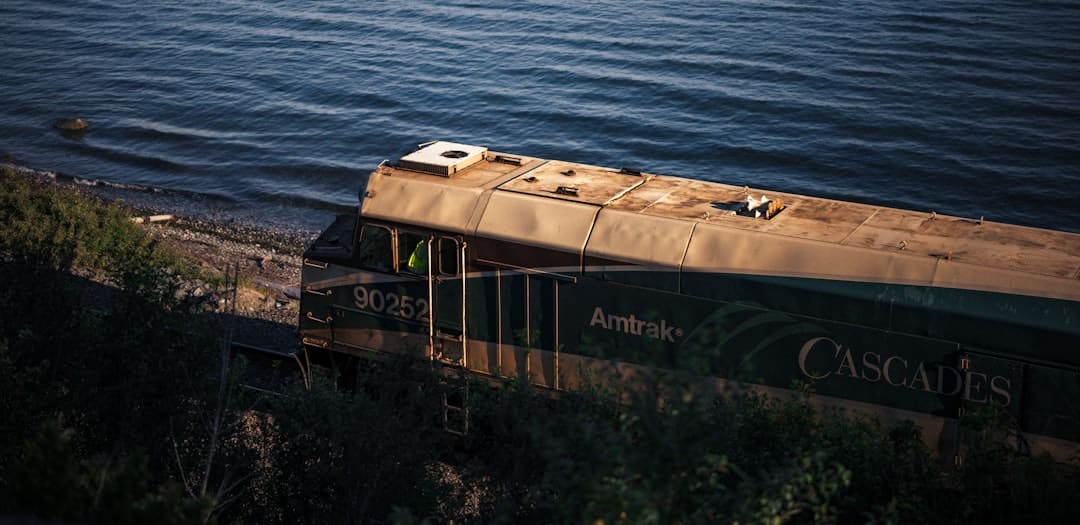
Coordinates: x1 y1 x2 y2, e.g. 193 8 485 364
145 218 307 353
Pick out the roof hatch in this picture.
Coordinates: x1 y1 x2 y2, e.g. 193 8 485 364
398 141 487 176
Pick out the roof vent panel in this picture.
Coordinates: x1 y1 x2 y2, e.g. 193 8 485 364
399 141 487 176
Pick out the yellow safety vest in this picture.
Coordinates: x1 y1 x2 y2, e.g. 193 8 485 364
407 240 427 273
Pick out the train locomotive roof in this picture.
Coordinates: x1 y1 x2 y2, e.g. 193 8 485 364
360 141 1080 302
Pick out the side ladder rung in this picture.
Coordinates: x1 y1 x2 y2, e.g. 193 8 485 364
442 382 469 436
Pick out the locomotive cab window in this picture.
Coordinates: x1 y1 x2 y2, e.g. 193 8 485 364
354 224 393 272
438 237 460 276
399 231 429 275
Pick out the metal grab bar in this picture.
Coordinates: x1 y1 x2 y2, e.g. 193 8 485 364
305 312 331 324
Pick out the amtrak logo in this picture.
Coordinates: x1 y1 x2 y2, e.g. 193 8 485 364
589 306 683 342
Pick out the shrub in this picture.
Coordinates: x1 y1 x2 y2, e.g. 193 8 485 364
0 167 184 303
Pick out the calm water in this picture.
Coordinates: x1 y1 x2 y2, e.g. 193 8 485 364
2 0 1079 233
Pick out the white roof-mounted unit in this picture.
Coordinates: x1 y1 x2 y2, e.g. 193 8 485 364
398 141 488 177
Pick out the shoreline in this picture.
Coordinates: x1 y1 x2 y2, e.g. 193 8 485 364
0 161 331 256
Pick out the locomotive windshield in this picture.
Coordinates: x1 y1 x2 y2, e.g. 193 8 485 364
355 224 393 272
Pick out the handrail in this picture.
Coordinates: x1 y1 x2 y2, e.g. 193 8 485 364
475 258 578 283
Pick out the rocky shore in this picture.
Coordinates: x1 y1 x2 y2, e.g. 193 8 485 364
149 218 304 345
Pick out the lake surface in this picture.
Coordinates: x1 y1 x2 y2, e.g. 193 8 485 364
2 0 1079 234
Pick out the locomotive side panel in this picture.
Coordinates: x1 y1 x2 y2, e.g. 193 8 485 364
554 270 1080 446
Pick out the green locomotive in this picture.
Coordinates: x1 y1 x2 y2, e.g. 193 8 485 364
301 141 1080 458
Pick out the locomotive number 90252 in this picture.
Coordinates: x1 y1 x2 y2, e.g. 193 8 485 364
353 285 430 322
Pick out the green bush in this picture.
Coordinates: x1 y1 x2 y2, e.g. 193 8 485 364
5 417 212 524
446 373 1079 524
0 167 184 303
0 169 220 521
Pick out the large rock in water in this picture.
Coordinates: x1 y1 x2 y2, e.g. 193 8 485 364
53 118 89 131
